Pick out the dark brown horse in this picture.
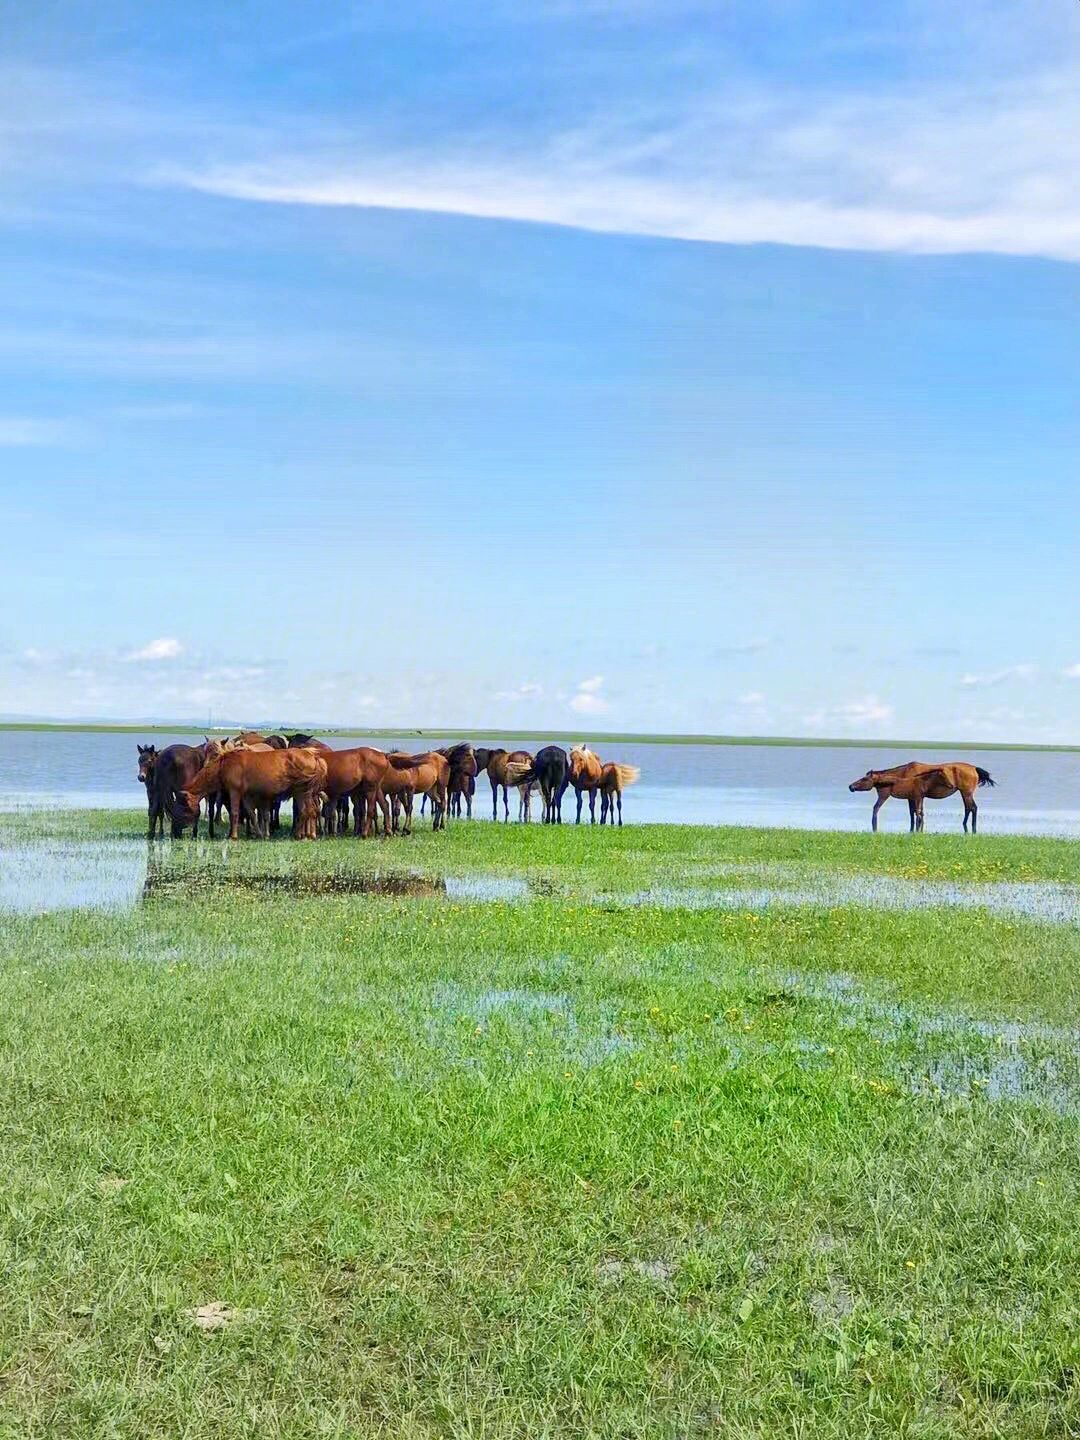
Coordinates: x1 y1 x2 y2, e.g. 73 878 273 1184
849 761 995 833
506 747 570 824
444 743 478 818
148 740 227 839
137 745 160 835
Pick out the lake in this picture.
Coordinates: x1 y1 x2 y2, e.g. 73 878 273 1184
1 729 1078 835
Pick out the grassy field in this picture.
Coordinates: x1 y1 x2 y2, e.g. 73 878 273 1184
0 812 1078 1437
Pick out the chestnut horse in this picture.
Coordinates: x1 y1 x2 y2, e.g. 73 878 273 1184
568 745 604 824
849 761 995 833
598 762 641 826
176 749 327 840
378 752 450 834
315 747 392 837
475 748 536 822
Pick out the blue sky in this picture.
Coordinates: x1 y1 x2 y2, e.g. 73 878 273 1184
2 0 1079 740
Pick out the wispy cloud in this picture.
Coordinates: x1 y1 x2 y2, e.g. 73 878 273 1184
804 694 894 732
1063 664 1080 680
737 691 766 706
124 637 184 662
495 681 544 702
172 65 1080 263
958 663 1037 688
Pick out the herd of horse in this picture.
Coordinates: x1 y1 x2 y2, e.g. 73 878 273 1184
135 733 997 841
135 733 642 841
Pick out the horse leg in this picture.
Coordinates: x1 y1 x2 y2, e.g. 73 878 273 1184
589 788 597 824
503 784 510 823
871 789 888 833
964 791 977 834
908 799 917 833
227 787 242 841
575 786 583 824
617 790 623 826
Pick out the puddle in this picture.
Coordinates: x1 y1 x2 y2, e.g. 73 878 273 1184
427 982 636 1069
602 872 1080 924
0 840 148 913
776 968 1080 1114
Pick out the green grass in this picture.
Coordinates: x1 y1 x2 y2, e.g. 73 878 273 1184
0 813 1078 1437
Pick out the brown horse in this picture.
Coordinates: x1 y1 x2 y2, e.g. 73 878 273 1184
176 749 327 840
314 747 392 837
148 739 231 839
137 745 160 835
444 743 478 819
476 748 536 822
378 752 449 834
598 762 641 826
849 761 995 833
568 745 604 824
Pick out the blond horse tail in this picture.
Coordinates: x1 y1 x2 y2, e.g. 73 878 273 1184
611 763 640 789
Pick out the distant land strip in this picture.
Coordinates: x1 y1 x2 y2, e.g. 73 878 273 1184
0 721 1076 753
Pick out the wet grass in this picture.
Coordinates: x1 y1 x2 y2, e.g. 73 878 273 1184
0 812 1078 1436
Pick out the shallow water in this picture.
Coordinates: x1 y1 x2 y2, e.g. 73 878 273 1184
4 728 1080 834
604 868 1080 923
775 967 1080 1114
0 839 148 914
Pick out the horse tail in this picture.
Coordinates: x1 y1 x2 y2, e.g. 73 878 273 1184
975 766 996 787
612 763 640 789
505 759 536 787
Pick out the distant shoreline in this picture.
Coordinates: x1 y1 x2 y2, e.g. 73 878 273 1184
0 720 1075 753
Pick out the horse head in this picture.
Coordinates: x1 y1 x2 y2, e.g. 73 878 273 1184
848 770 880 792
137 744 157 785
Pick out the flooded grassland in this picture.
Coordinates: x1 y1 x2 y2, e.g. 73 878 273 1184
0 809 1078 1436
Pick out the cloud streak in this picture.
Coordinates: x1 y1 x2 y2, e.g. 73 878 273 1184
174 67 1080 263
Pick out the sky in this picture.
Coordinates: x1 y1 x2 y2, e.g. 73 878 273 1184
1 0 1079 741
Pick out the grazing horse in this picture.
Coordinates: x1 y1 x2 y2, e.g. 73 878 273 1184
476 748 536 822
378 752 450 834
568 744 604 824
148 740 225 840
506 746 570 824
137 745 161 835
176 749 327 841
598 762 641 826
849 761 995 833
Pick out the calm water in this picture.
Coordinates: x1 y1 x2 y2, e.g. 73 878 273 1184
1 729 1078 835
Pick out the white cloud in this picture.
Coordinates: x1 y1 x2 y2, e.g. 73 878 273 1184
1063 664 1080 680
174 65 1080 263
569 675 610 715
804 694 894 732
124 637 183 662
958 663 1036 688
495 681 544 702
738 691 766 706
